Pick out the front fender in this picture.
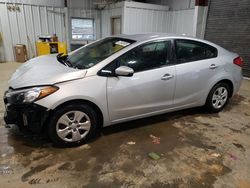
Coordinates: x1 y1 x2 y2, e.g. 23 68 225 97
35 76 110 126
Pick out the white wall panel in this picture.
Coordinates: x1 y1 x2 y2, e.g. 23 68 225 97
123 6 195 37
25 5 37 58
165 9 195 36
101 1 195 38
146 0 195 10
32 6 41 38
0 13 4 62
47 7 55 35
101 3 124 38
68 0 92 9
0 3 14 61
39 6 48 35
17 5 27 44
54 8 64 42
0 2 65 61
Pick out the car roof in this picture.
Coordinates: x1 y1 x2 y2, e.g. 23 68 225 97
113 33 223 50
114 33 196 42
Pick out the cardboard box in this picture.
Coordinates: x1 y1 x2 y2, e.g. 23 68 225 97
15 44 28 63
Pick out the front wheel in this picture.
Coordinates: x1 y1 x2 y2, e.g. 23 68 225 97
206 82 230 113
48 103 98 147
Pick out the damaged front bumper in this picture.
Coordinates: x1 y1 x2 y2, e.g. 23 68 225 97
3 92 50 133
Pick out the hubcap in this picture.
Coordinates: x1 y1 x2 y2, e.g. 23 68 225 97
56 111 91 142
212 86 228 109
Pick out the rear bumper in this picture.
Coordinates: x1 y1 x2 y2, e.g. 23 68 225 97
3 101 50 133
232 76 243 96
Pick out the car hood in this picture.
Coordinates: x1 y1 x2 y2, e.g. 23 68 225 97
9 54 87 89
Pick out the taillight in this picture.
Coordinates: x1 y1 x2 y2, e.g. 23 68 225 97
233 56 244 67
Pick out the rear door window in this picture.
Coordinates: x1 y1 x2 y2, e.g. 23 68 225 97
175 39 218 63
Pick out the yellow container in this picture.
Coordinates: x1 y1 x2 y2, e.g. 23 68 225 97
36 42 67 56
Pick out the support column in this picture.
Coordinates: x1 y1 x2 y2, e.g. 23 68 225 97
193 0 208 39
65 0 71 52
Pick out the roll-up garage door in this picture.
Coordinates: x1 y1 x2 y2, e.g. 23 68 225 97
205 0 250 77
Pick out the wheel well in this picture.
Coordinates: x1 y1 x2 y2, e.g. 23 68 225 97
215 79 234 98
52 99 104 129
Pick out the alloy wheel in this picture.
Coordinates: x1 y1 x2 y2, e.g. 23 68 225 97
212 86 228 109
56 111 91 142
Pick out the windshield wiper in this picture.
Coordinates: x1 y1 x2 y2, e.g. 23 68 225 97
57 53 66 65
57 53 73 67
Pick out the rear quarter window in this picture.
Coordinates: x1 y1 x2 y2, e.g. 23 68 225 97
175 39 218 63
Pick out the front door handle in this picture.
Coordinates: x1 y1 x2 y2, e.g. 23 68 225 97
209 64 218 69
161 73 174 80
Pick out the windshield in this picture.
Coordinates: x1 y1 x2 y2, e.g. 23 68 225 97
67 37 136 69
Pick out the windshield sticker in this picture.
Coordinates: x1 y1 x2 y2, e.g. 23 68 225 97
88 63 94 67
115 41 130 47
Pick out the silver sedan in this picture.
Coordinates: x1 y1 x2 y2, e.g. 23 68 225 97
4 34 243 146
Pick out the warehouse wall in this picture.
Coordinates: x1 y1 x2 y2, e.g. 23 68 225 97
0 17 4 62
0 0 100 61
0 2 66 61
165 9 195 36
66 0 101 51
101 1 195 37
0 0 64 7
146 0 195 10
0 0 198 61
67 0 92 9
123 2 194 36
205 0 250 77
101 2 124 38
123 2 169 34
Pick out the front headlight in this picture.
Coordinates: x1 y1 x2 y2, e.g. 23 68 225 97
6 86 59 104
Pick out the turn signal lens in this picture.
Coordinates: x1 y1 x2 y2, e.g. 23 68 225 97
38 86 59 99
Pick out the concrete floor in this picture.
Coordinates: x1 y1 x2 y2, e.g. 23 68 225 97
0 62 250 188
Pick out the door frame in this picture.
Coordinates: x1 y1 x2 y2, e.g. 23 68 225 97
110 16 122 35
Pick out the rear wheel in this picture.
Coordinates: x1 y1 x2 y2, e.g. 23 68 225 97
48 103 98 147
206 82 230 113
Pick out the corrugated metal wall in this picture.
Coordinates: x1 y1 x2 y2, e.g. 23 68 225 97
146 0 195 10
0 0 64 7
100 2 195 38
123 8 194 36
0 0 197 61
205 0 250 77
0 15 4 62
68 0 92 9
167 9 195 36
0 3 66 61
124 7 166 34
101 5 123 37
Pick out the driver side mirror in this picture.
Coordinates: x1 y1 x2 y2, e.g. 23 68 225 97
115 66 134 77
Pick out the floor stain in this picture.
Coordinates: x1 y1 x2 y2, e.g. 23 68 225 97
58 162 73 171
184 133 217 150
233 143 246 151
229 128 242 133
21 164 50 182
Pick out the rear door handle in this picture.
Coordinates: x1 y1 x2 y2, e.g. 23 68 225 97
209 64 218 69
161 73 174 80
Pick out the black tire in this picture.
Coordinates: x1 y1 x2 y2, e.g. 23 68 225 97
48 103 98 147
206 82 230 113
